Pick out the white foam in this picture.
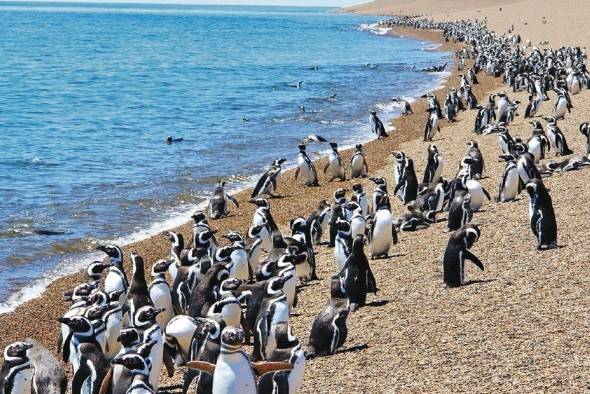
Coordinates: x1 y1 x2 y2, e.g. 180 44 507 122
358 22 391 36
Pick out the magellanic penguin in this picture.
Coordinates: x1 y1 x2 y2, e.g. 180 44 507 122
393 158 418 204
466 140 485 179
579 122 590 154
127 252 153 328
186 327 292 394
294 144 319 187
369 185 398 259
423 107 440 142
0 342 34 394
496 154 520 202
334 217 353 270
188 263 230 318
250 198 277 252
306 295 348 358
24 338 67 394
443 224 484 287
96 244 128 306
134 306 168 391
351 183 369 217
148 259 175 330
553 89 571 120
338 234 377 311
526 179 558 250
544 117 573 156
109 352 153 394
323 142 346 182
447 191 473 231
422 144 443 184
369 110 388 139
348 144 369 179
208 180 239 220
308 199 331 245
392 151 407 188
251 158 287 199
391 97 413 115
346 201 366 239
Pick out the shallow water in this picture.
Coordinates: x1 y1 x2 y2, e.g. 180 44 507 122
0 2 450 312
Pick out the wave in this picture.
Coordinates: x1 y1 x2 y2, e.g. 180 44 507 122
357 22 392 36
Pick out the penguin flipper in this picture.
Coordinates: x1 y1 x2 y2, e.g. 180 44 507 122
186 361 216 376
464 250 484 271
98 367 112 394
163 347 176 378
391 224 398 245
226 194 239 208
481 186 491 201
252 362 293 376
62 331 73 363
72 364 90 394
294 168 300 180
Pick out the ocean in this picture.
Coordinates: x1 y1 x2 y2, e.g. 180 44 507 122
0 2 450 313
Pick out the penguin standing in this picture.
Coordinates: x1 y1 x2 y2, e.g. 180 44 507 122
294 144 319 187
135 306 166 391
447 192 473 231
148 259 175 330
524 94 541 118
127 252 153 328
323 142 346 182
96 245 128 306
25 339 67 394
0 342 33 394
348 144 369 178
391 97 413 114
579 122 590 154
369 111 388 139
308 200 331 245
545 117 573 156
346 202 366 239
526 179 558 249
423 107 440 142
369 187 397 259
553 89 571 119
393 158 418 204
71 341 109 394
334 218 352 271
466 140 485 179
496 155 520 202
306 301 348 358
187 327 292 394
351 183 369 217
110 352 153 394
422 144 443 184
392 151 407 187
208 180 239 220
251 159 286 199
338 234 377 311
443 224 484 287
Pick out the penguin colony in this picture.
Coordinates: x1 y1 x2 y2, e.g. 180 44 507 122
4 15 590 394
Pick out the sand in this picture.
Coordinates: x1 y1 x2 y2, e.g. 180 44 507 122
3 2 590 393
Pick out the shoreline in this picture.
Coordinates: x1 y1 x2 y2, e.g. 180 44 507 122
0 24 453 315
0 20 501 366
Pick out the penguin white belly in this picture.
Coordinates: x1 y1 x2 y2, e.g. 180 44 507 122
501 167 519 201
287 349 306 394
295 260 311 282
11 368 33 394
150 283 174 330
547 130 558 151
351 216 365 238
554 100 567 118
105 310 123 359
358 197 368 217
164 316 197 364
229 250 249 281
284 274 297 309
350 156 364 176
145 329 164 390
370 210 392 257
297 157 314 183
327 154 344 179
248 243 263 273
466 180 487 211
528 140 542 163
213 353 256 394
105 271 127 304
334 238 349 270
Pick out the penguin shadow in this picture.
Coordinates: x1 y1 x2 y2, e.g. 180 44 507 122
268 194 291 199
365 299 389 307
462 278 497 287
335 343 369 355
296 281 319 291
371 253 406 260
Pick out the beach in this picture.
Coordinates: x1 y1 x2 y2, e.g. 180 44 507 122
3 1 590 392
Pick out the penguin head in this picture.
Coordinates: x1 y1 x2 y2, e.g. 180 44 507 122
525 178 544 196
391 151 405 162
135 306 164 327
89 290 109 306
111 353 150 377
250 198 269 209
191 211 207 224
329 142 338 150
333 188 347 202
297 144 306 152
345 201 360 213
268 274 292 293
352 234 365 253
543 116 557 126
335 218 351 232
86 261 111 279
95 244 123 264
369 176 387 187
428 144 438 154
58 316 93 335
86 304 108 321
215 245 234 262
352 183 363 193
151 259 173 276
289 217 307 234
273 158 287 167
499 154 516 162
223 231 244 245
369 110 376 116
355 144 363 151
3 342 33 362
117 328 141 347
467 140 478 149
220 326 245 353
219 278 244 295
462 224 481 249
248 223 266 239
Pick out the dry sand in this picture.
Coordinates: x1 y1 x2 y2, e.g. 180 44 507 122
2 3 590 393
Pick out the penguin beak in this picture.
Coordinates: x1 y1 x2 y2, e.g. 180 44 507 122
58 317 71 325
154 307 165 315
111 357 124 366
95 245 106 252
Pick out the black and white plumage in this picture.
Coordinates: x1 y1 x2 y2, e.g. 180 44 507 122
579 122 590 154
544 117 573 156
0 342 34 394
294 144 319 187
369 111 388 139
251 159 286 199
423 107 440 142
338 234 377 311
443 224 484 287
323 142 346 182
208 180 239 220
348 144 369 178
391 97 413 114
526 179 558 250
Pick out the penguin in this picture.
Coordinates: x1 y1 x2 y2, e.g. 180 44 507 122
188 263 230 318
102 297 124 361
96 244 128 306
422 144 443 184
338 234 377 311
71 340 109 394
250 198 278 251
148 259 175 330
544 117 573 156
302 134 328 144
306 301 348 358
106 328 141 394
134 306 166 391
208 180 239 220
289 218 317 282
391 97 413 114
553 89 570 119
369 187 397 259
245 276 291 340
186 327 292 394
246 224 268 275
392 151 406 187
251 159 286 199
524 94 541 118
443 224 484 287
109 352 153 394
496 93 511 123
473 105 486 134
308 200 331 245
323 142 346 181
85 261 111 286
579 122 590 154
496 154 520 202
334 218 352 270
24 339 67 394
348 144 369 178
393 158 418 204
464 85 478 109
526 179 558 250
517 151 542 186
58 315 103 375
527 133 549 163
369 110 388 139
0 342 33 394
346 202 366 239
191 212 218 257
127 252 153 328
394 206 435 232
369 176 389 217
217 233 249 282
447 192 473 231
351 183 369 217
294 144 318 187
257 341 305 394
466 140 485 179
327 188 347 248
423 107 440 142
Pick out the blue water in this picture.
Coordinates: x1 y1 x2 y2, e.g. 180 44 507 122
0 2 450 312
